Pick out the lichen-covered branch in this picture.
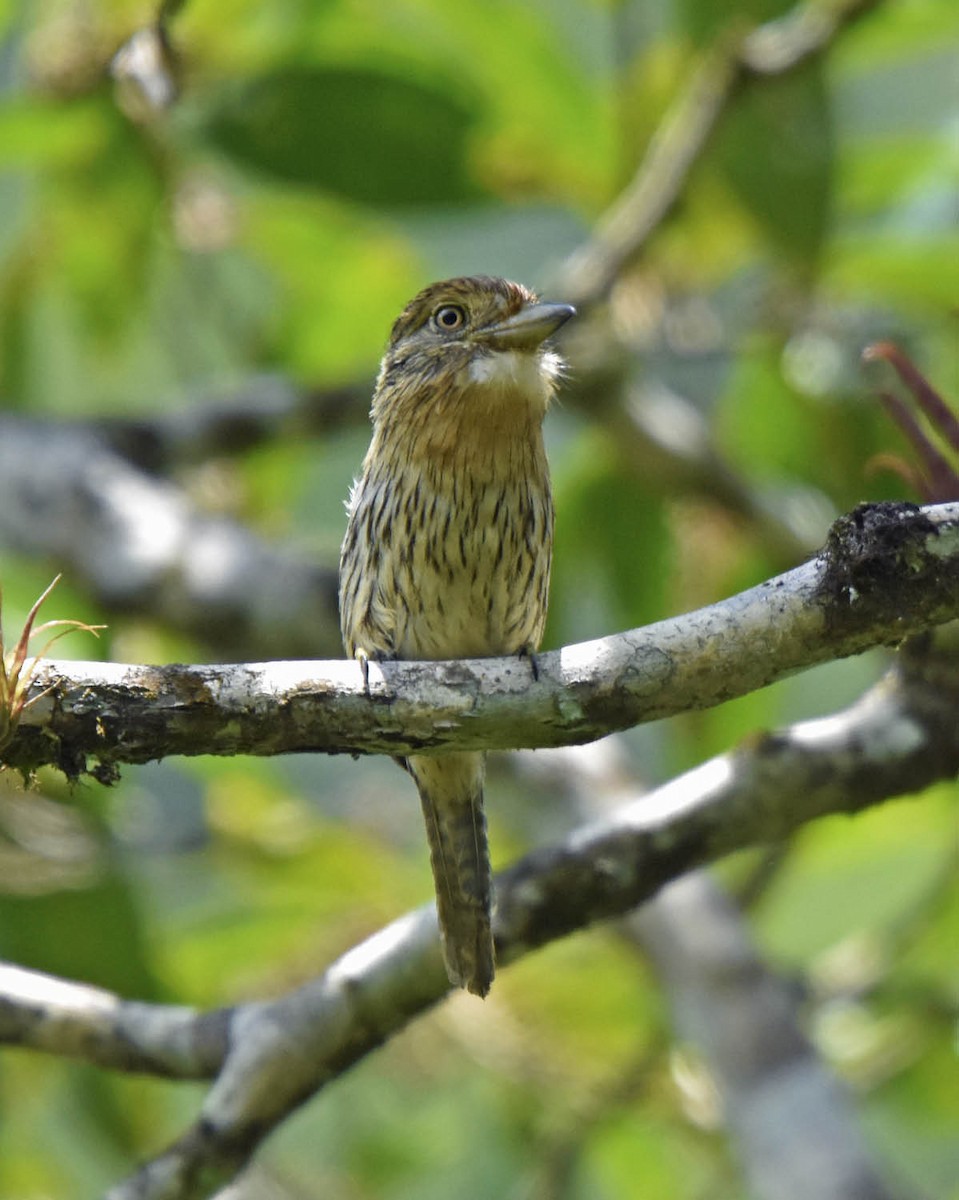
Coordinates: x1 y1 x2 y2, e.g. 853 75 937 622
3 626 956 1200
5 501 958 779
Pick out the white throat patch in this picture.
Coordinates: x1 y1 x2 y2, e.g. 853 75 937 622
463 348 562 395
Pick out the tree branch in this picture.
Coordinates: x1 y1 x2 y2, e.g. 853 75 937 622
0 417 341 660
6 501 958 777
2 624 957 1199
0 966 228 1078
88 377 367 474
516 738 914 1200
635 876 911 1200
556 0 881 306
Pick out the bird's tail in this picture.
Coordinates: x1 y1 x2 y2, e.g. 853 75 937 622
409 752 494 997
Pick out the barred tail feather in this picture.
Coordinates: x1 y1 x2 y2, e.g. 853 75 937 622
410 752 494 997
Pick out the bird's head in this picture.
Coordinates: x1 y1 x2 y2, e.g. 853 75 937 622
371 276 574 443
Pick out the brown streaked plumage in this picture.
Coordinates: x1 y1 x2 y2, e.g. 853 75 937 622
339 275 574 996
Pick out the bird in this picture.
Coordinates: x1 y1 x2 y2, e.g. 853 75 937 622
339 275 574 997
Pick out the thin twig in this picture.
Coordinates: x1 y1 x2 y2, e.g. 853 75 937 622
556 0 880 306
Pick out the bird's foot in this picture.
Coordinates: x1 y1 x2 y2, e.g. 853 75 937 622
356 648 372 696
355 647 399 696
518 645 541 683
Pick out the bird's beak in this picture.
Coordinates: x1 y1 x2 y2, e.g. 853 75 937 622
480 302 575 350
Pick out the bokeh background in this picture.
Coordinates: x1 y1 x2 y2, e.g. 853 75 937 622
0 0 956 1196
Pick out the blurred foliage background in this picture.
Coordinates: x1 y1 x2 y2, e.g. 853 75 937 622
0 0 956 1196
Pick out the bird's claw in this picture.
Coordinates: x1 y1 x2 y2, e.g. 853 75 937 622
357 650 372 696
519 645 541 682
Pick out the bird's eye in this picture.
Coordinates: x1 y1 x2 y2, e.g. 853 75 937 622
433 304 466 331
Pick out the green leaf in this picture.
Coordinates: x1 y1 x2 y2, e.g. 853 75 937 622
827 231 959 310
202 66 483 206
0 863 160 999
716 66 834 266
755 789 956 962
0 99 107 169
